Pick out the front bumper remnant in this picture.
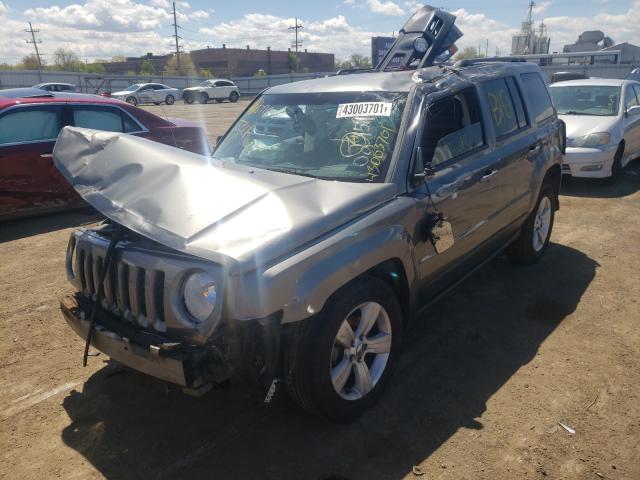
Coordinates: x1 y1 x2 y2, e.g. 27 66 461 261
60 295 225 388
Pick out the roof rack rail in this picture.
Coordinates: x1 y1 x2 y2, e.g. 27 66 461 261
453 57 526 68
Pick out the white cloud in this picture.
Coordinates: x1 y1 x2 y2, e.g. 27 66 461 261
533 1 552 14
367 0 404 16
191 10 209 21
0 1 9 15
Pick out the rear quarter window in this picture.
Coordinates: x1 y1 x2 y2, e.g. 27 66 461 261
483 78 520 139
521 72 554 123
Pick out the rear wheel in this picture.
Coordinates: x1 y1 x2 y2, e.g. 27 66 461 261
285 277 402 421
165 94 175 105
198 92 209 104
508 183 555 264
125 96 137 106
229 91 239 103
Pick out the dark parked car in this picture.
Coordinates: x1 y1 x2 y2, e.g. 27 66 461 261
56 6 564 421
0 89 210 220
626 67 640 82
33 82 77 92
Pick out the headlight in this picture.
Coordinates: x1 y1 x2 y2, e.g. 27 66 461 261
182 272 218 323
571 132 611 147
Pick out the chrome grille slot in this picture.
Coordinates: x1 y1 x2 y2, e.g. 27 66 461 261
128 266 147 326
84 252 94 297
116 261 131 319
145 270 166 332
92 255 102 301
77 249 86 292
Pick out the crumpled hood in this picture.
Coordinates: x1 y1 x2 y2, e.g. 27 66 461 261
53 127 397 270
559 114 621 140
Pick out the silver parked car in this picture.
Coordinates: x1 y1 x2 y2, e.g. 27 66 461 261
182 79 240 104
111 83 179 106
550 78 640 180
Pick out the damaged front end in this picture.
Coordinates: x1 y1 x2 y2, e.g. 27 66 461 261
62 222 284 397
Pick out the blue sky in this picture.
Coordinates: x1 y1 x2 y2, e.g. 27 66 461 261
1 0 638 63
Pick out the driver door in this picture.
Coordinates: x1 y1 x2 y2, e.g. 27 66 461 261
138 85 154 104
411 87 506 295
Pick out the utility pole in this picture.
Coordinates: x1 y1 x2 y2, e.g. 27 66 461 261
289 17 303 72
25 22 43 79
171 2 182 72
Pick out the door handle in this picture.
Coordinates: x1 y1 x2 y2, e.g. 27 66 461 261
40 153 53 158
479 169 498 183
527 143 542 159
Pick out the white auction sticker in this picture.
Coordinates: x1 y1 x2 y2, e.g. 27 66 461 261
336 102 392 118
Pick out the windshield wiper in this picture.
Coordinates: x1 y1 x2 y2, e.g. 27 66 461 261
261 167 318 178
560 110 602 116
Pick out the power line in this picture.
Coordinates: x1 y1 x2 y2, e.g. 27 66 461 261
289 17 303 72
25 22 43 70
171 2 183 70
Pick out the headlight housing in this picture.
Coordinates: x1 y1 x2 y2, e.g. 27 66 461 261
182 272 218 323
571 132 611 147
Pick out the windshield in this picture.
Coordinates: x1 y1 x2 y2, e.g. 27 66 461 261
199 80 213 87
214 92 407 182
550 85 620 116
122 84 142 92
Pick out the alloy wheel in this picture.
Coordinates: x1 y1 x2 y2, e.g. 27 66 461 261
330 302 392 401
532 196 552 252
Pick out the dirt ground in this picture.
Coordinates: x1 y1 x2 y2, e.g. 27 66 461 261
1 100 639 480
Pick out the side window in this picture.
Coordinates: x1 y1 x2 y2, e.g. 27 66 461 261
420 88 485 168
521 72 554 123
152 85 164 90
73 107 125 133
505 77 528 129
213 81 223 87
0 107 61 145
625 85 638 110
483 78 520 138
634 86 640 107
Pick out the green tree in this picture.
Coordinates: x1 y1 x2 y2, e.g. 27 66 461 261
454 46 484 61
288 52 299 73
336 54 371 70
199 68 213 78
53 48 82 71
164 53 196 76
140 59 156 75
18 53 43 70
82 62 105 74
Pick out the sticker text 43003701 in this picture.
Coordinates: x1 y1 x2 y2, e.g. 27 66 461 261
336 102 392 118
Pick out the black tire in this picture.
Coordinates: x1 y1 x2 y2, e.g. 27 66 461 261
508 182 556 264
605 142 624 184
184 94 194 104
284 276 402 421
125 96 137 106
165 94 175 105
229 91 239 103
198 92 209 104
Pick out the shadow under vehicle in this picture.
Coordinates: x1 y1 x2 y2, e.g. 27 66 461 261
61 243 597 479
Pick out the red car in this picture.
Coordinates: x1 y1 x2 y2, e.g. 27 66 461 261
0 88 210 220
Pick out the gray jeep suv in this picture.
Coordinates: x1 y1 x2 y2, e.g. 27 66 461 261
55 6 564 420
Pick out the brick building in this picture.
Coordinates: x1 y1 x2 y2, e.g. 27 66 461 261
189 46 334 77
102 53 173 75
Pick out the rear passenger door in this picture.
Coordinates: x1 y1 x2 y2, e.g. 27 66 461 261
478 75 537 227
70 105 145 135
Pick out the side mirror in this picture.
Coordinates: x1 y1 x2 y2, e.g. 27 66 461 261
412 146 434 183
626 105 640 117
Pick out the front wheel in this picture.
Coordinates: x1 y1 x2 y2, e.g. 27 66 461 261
285 276 402 421
184 94 194 104
125 96 137 106
165 94 175 105
507 183 555 264
198 92 209 104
